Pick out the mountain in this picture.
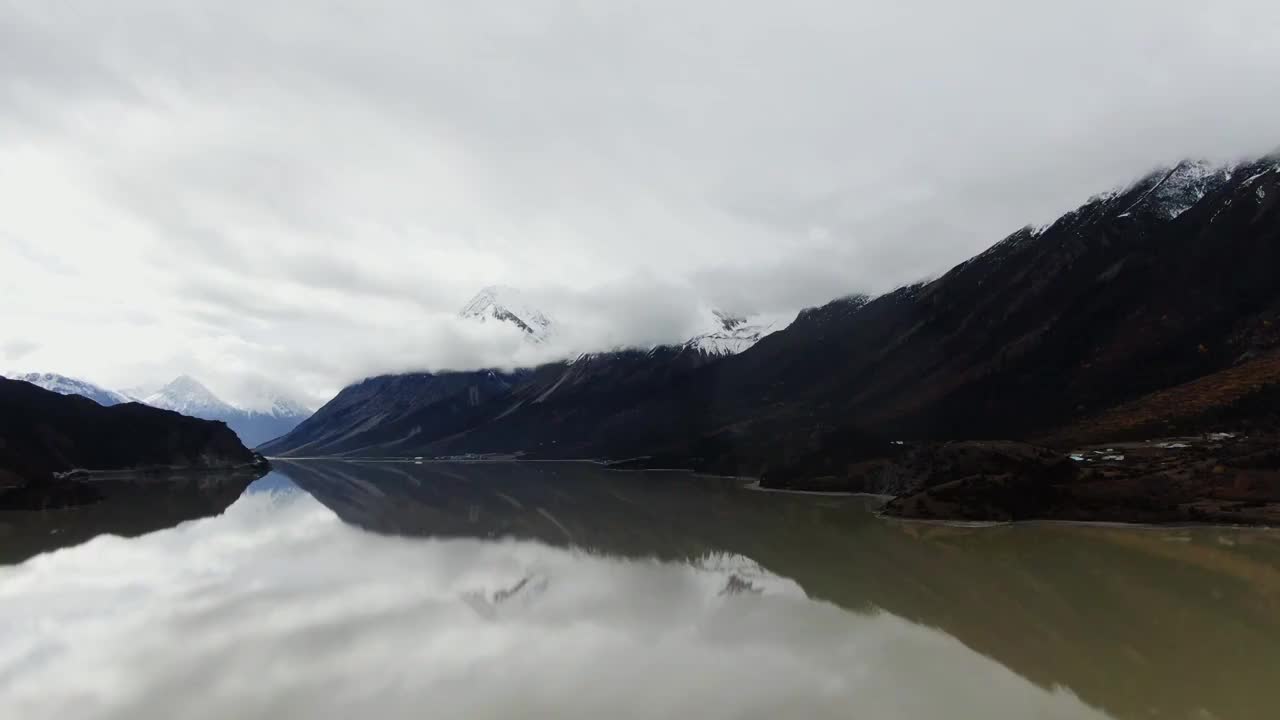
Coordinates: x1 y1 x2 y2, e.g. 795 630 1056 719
259 370 523 457
266 153 1280 482
3 372 310 449
459 285 555 342
0 377 262 508
144 375 239 417
142 376 312 448
261 320 747 458
714 156 1280 439
682 309 793 356
10 372 132 406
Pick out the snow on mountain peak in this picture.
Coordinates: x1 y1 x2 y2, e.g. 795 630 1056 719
144 375 238 416
1077 158 1235 222
459 285 555 342
14 372 131 406
1141 159 1234 219
684 308 795 356
135 375 311 446
261 395 313 418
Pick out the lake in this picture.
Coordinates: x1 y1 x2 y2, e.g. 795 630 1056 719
2 460 1278 719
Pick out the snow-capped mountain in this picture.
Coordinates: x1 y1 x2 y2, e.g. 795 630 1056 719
261 395 313 419
457 284 790 357
682 309 793 356
11 372 132 406
1081 158 1238 222
144 375 239 417
142 375 312 448
459 285 555 342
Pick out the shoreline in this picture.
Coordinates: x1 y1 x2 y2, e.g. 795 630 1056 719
742 480 893 499
266 455 1280 531
876 511 1280 532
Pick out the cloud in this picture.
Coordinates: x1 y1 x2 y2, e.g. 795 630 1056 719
2 0 1279 401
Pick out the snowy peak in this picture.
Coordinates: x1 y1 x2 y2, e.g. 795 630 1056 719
459 285 555 342
14 372 131 406
1123 159 1235 220
683 308 794 357
144 375 238 417
260 395 312 419
139 375 311 447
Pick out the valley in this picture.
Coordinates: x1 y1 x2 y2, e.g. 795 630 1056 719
6 154 1278 525
6 7 1279 717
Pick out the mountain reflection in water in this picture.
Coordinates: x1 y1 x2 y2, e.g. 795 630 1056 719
1 460 1278 720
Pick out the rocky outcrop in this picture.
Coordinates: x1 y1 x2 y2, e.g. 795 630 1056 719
754 436 1280 525
761 440 1075 496
876 436 1280 525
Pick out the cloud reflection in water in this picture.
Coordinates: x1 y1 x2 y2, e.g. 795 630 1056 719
0 487 1109 720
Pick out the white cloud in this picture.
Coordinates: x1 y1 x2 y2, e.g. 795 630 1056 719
2 0 1279 401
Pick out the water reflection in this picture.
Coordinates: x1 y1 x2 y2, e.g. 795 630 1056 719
1 459 1277 720
0 478 1107 720
276 460 1280 720
0 473 256 564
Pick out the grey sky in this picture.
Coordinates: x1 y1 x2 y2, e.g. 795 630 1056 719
2 1 1279 406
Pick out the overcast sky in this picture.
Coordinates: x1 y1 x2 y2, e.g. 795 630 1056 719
3 1 1279 407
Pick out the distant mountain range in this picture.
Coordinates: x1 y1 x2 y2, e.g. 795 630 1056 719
262 152 1280 476
141 376 312 448
6 372 312 448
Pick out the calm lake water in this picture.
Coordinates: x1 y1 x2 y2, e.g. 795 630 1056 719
2 460 1278 720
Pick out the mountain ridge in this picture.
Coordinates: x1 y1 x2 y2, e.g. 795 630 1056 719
264 150 1280 503
143 376 312 448
10 373 313 448
10 372 132 407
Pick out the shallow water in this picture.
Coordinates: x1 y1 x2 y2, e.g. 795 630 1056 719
2 460 1278 719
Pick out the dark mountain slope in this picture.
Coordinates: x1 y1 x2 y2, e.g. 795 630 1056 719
417 346 729 458
0 378 259 493
695 157 1280 444
262 347 728 458
429 156 1280 471
259 370 526 456
465 155 1278 471
1042 349 1280 446
268 154 1279 473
